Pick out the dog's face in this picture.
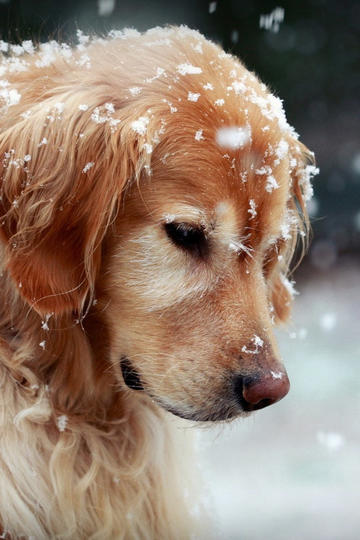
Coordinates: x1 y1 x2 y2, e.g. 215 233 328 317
101 97 307 421
105 173 288 421
0 27 317 422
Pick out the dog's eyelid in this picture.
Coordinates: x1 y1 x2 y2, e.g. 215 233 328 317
165 220 205 231
163 221 207 238
163 221 209 257
162 218 208 235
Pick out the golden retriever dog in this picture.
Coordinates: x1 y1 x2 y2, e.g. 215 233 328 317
0 26 317 538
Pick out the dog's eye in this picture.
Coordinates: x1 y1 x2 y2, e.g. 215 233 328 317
164 222 208 257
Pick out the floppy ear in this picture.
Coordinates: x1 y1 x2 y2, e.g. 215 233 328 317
268 140 318 323
0 96 153 315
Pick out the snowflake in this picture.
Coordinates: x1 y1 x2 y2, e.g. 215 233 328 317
176 63 202 75
56 415 68 432
216 126 251 150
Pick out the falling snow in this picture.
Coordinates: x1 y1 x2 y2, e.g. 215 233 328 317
0 87 21 107
259 7 285 33
41 314 52 331
129 86 142 96
145 66 165 83
320 313 337 331
270 371 284 380
131 116 149 134
248 199 257 220
280 274 299 298
317 431 345 452
274 139 289 164
143 143 153 154
56 415 68 432
187 91 200 102
265 175 280 192
209 2 217 14
232 80 246 95
176 63 202 75
195 129 204 141
299 164 320 201
216 126 252 150
98 0 116 16
242 335 264 355
203 82 214 90
82 162 95 173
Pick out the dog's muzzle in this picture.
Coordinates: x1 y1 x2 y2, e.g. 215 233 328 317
120 356 144 391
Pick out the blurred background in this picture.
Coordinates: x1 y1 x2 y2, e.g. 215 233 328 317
0 1 359 538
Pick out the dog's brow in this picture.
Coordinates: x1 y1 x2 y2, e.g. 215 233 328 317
162 206 208 227
213 200 248 251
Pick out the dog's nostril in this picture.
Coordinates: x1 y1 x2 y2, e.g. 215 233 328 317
233 372 290 411
249 397 273 411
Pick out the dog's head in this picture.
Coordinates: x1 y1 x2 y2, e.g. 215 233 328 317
0 27 317 421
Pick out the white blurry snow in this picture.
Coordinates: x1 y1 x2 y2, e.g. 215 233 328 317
320 312 337 332
195 129 204 141
231 30 239 44
82 161 94 173
317 431 345 452
354 211 360 232
0 87 21 107
194 256 360 540
130 116 149 135
306 196 319 217
259 7 285 33
351 152 360 175
209 2 217 14
56 414 68 432
176 63 202 75
216 126 251 150
188 91 200 102
98 0 116 16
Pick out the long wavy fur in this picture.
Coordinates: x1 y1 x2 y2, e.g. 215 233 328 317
0 26 316 538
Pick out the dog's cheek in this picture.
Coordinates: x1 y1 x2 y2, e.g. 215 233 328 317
108 228 213 312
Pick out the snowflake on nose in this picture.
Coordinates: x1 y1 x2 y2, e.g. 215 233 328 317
241 334 264 355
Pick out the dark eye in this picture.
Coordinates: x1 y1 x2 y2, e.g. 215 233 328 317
164 222 208 258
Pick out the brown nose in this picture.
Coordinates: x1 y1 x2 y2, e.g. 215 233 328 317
233 370 290 411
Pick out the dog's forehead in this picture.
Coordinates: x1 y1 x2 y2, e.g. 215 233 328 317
149 65 293 234
118 28 299 239
150 120 291 240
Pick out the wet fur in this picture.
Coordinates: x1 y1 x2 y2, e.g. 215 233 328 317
0 27 313 538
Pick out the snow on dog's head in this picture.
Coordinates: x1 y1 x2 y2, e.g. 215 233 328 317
215 126 252 150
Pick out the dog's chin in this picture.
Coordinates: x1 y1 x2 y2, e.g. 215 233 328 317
120 357 245 423
155 400 244 423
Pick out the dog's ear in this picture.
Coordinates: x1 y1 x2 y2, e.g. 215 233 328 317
268 140 318 323
0 95 153 315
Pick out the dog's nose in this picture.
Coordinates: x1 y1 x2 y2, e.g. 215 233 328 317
233 370 290 411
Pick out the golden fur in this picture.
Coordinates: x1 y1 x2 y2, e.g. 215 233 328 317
0 26 316 538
